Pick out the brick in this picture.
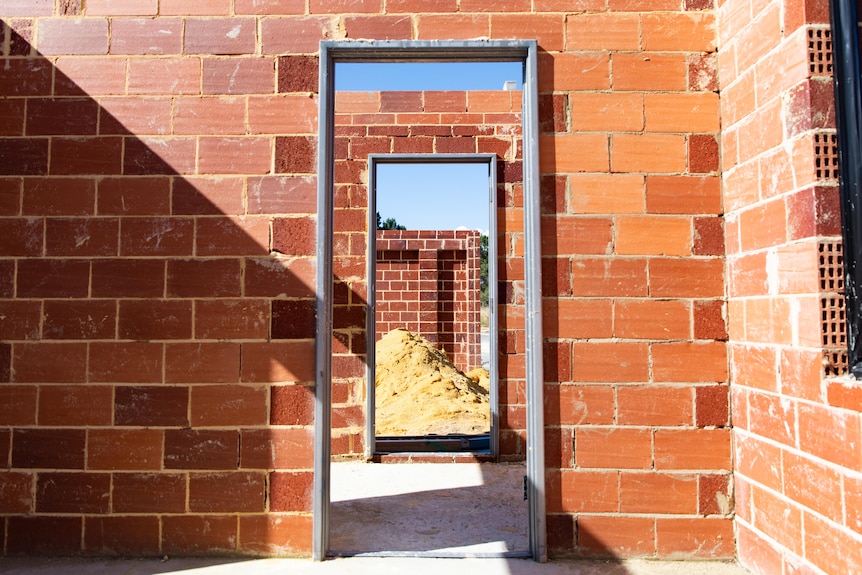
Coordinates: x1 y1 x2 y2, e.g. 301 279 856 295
88 429 163 471
278 55 318 93
183 17 256 54
118 299 192 340
128 58 201 95
109 17 181 54
172 177 243 215
189 472 265 512
566 13 639 50
112 473 186 513
120 217 193 256
166 259 242 298
653 341 727 383
115 386 188 427
416 14 490 40
261 16 335 54
199 137 272 175
13 342 87 383
271 383 315 425
91 259 165 297
270 470 313 511
0 471 33 513
92 342 163 385
570 93 644 132
0 217 42 256
698 474 732 515
642 12 716 51
646 176 721 215
42 300 116 340
191 385 266 426
655 428 731 470
99 98 172 135
55 56 127 96
158 0 231 13
272 216 316 256
546 514 575 557
612 134 687 173
0 301 40 340
165 429 238 470
51 136 123 175
276 136 316 174
0 59 52 98
22 177 95 216
621 472 698 514
0 99 24 136
650 258 724 297
0 178 21 215
656 517 735 559
12 429 85 469
540 134 609 174
38 385 112 426
343 15 412 40
0 385 36 426
173 97 247 135
618 386 694 426
272 299 317 339
236 0 305 13
577 516 656 557
196 216 271 256
6 517 82 555
0 138 49 176
248 176 317 214
203 57 275 95
805 512 862 575
567 173 644 215
797 402 861 469
240 427 314 470
645 93 719 133
750 484 803 555
613 52 687 91
576 427 653 469
572 258 648 297
244 256 316 298
240 514 312 555
695 384 729 427
491 14 564 51
84 516 160 556
195 299 270 340
556 470 618 513
37 18 108 55
45 218 119 257
127 137 196 174
162 515 237 554
616 215 691 256
614 299 690 340
1 0 53 15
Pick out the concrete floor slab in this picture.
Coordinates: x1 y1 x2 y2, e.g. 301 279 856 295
0 556 750 575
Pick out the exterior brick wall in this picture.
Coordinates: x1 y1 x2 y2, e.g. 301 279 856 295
718 0 862 572
376 230 482 374
0 0 775 563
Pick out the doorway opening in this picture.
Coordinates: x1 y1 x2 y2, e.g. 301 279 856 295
367 155 498 457
315 40 545 561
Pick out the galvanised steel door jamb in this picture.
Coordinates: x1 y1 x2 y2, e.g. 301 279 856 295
314 39 545 562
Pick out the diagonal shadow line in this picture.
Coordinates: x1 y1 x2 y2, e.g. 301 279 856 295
0 18 338 556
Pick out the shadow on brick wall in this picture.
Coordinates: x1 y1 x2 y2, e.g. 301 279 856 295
0 18 331 556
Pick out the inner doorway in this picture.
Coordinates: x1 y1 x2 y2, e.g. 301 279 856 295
367 155 498 457
314 40 546 561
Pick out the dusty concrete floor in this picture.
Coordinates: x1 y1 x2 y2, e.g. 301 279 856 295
330 461 528 556
0 556 750 575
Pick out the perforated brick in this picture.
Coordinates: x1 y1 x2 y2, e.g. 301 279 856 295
814 132 839 181
808 27 833 76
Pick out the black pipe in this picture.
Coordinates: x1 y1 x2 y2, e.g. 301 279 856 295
830 0 862 378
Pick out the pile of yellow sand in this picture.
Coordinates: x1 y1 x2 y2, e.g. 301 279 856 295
375 329 490 436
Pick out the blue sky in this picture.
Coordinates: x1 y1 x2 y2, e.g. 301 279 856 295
337 62 519 233
335 62 522 91
375 163 492 233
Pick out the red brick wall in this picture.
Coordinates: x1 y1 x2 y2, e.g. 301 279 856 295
376 230 482 373
0 0 738 561
718 0 862 571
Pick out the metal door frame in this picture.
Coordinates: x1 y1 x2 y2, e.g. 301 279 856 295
314 39 545 561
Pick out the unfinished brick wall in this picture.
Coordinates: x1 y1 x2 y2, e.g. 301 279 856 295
330 90 523 457
718 0 862 572
0 0 736 561
376 229 482 373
